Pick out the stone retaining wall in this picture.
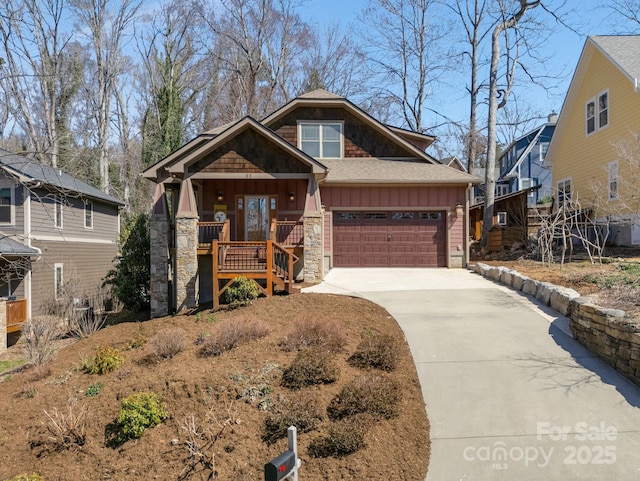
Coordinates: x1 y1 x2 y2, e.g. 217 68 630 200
471 263 640 386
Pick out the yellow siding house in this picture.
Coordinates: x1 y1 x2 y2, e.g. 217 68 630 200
545 36 640 246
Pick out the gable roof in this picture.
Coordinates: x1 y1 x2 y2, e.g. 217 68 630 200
499 122 555 178
0 148 124 206
546 35 640 167
163 116 327 177
442 156 467 172
262 90 439 163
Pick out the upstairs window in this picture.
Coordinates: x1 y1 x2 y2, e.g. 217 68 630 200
586 99 596 135
54 195 63 228
608 160 618 200
598 91 609 129
0 186 13 224
299 122 342 158
84 201 93 229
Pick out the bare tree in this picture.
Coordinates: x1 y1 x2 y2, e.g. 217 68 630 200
604 0 640 30
0 0 80 167
69 0 141 194
359 0 450 133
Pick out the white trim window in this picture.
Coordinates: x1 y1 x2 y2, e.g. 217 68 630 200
608 160 618 201
586 98 596 135
0 185 14 225
557 178 572 203
298 122 343 158
497 211 507 226
54 195 63 228
54 263 64 300
84 200 93 229
598 90 609 129
496 184 509 197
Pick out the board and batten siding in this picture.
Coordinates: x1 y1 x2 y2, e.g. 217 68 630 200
29 240 117 316
320 185 467 266
30 189 119 241
552 45 640 218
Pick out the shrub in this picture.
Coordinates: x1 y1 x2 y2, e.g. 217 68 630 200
348 333 399 372
308 416 371 458
224 276 259 308
262 395 322 445
327 374 401 421
150 328 187 359
85 382 104 397
114 392 168 443
280 316 347 353
201 318 269 356
84 346 124 375
3 475 43 481
23 317 58 366
281 349 339 390
103 213 150 312
44 398 87 448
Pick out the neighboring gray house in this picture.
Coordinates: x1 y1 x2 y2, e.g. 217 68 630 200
496 114 557 206
0 148 123 319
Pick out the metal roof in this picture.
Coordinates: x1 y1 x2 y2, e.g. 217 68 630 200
0 235 39 256
0 148 124 206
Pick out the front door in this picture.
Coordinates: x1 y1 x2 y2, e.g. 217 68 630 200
245 195 269 240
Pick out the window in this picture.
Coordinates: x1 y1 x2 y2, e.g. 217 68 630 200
586 99 596 134
84 201 93 229
54 195 63 228
54 264 63 300
299 122 342 158
496 184 509 197
598 91 608 129
557 178 572 203
497 212 507 226
608 161 618 200
0 186 13 224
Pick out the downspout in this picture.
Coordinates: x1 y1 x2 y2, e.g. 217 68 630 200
24 182 42 321
465 183 472 266
636 78 640 93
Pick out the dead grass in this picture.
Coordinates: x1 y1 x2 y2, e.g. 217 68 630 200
150 328 188 360
43 398 87 449
279 316 347 352
201 317 269 357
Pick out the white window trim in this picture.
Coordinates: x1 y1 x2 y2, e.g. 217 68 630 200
557 177 572 203
585 97 596 136
84 200 94 229
497 211 507 226
297 121 344 159
54 195 63 229
598 89 609 130
54 263 63 300
0 184 15 226
608 160 618 201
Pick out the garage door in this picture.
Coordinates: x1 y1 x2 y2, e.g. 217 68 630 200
333 211 446 267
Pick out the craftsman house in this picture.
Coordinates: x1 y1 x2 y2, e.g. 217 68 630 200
545 35 640 246
0 148 123 343
142 90 480 316
497 115 556 206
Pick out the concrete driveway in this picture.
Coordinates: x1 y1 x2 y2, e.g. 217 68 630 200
303 268 640 480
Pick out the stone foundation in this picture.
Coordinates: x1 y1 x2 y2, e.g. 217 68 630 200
303 214 323 282
471 262 640 386
175 216 198 312
150 217 169 318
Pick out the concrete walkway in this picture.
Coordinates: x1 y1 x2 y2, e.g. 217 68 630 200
303 268 640 480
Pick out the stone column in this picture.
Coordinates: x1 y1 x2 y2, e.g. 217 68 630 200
149 216 169 318
0 299 7 351
175 216 198 311
303 213 323 282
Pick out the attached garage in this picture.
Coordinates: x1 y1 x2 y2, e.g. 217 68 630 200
332 211 446 267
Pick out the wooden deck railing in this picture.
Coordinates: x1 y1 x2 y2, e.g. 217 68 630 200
6 298 27 333
212 240 297 308
269 219 304 247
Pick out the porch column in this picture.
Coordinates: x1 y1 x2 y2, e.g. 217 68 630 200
303 212 323 282
175 179 199 311
0 299 7 351
150 184 169 318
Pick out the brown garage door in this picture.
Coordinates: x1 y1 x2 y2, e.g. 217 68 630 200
333 211 446 267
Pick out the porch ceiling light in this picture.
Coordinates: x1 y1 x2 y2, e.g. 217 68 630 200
288 191 295 202
217 191 224 202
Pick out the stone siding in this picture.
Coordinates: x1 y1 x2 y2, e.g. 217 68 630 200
303 214 323 282
471 263 640 386
175 217 198 312
150 217 169 318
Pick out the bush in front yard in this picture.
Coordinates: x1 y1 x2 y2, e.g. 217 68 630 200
113 392 167 444
262 395 323 445
224 276 259 308
327 374 401 421
348 333 399 372
281 348 340 390
201 318 269 356
308 415 372 458
150 328 187 360
279 316 347 352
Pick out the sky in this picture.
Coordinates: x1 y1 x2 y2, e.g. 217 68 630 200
297 0 631 152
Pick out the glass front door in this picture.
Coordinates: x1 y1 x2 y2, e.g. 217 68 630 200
245 195 269 240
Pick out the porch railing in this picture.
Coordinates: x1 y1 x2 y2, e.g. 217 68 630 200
6 298 27 333
269 219 304 247
212 240 297 308
197 220 230 250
